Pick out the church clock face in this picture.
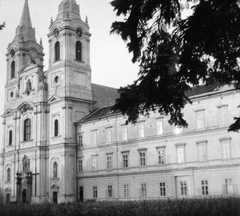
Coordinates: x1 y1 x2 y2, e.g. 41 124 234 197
54 28 59 37
76 27 82 37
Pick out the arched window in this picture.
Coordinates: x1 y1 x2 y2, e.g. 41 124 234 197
7 168 11 182
11 61 15 79
24 118 31 141
9 130 12 145
54 119 59 137
76 41 82 61
53 162 58 178
55 41 60 61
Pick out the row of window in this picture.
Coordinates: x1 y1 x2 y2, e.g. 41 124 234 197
81 107 229 146
54 41 82 62
84 178 233 199
79 139 231 172
7 119 59 145
6 161 59 183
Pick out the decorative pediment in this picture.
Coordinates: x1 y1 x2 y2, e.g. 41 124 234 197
18 102 33 114
3 108 13 116
51 184 60 189
48 95 61 104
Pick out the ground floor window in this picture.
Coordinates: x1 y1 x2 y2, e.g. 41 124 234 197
201 180 208 195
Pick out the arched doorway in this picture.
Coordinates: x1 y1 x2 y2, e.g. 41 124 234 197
22 189 27 203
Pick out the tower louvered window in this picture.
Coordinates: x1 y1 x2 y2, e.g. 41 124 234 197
76 41 82 61
55 41 60 61
24 118 31 141
11 61 15 79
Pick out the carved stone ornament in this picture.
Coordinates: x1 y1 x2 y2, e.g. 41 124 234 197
21 104 33 114
22 155 31 173
25 79 32 95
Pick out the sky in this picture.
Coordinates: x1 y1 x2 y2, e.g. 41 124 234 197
0 0 139 116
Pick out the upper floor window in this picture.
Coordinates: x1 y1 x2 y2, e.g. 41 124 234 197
196 110 205 130
122 151 129 168
24 118 31 141
176 144 186 163
55 41 60 61
121 126 128 142
53 162 58 179
220 138 231 159
139 122 145 138
9 130 12 145
92 155 98 171
106 128 112 144
157 147 165 165
11 61 15 79
78 134 83 147
156 120 163 135
197 141 207 161
91 130 97 145
79 159 83 172
54 119 59 137
138 149 147 166
106 154 113 170
219 106 228 127
76 41 82 61
7 168 11 182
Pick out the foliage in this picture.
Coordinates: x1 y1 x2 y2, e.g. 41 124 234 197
0 198 240 216
0 22 5 30
110 0 240 130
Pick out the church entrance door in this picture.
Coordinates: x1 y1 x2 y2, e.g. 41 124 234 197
53 192 58 203
22 189 27 203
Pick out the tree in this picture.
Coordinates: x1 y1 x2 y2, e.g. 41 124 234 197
110 0 240 131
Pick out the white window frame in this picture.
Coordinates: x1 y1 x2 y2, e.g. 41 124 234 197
224 179 234 194
124 184 129 198
122 151 129 168
195 110 205 130
141 183 147 197
93 186 97 198
106 153 113 170
156 119 163 135
91 130 97 145
176 143 186 163
201 180 209 195
218 105 228 127
91 155 98 171
138 149 147 167
156 146 165 165
197 141 208 162
220 138 231 159
121 125 128 142
108 185 113 198
139 122 145 139
105 127 112 144
160 182 166 196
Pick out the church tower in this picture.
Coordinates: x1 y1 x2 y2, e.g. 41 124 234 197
0 0 93 204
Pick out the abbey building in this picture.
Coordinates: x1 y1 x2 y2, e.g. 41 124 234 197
1 0 240 204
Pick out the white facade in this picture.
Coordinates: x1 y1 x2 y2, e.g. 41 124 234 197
76 87 240 200
1 0 240 204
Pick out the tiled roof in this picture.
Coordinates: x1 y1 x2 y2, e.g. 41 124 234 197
92 83 119 108
83 83 234 123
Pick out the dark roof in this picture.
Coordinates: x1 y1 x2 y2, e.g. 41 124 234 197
82 83 234 123
92 83 119 108
185 82 221 97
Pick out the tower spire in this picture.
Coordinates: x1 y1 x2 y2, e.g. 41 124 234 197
19 0 32 28
14 0 36 42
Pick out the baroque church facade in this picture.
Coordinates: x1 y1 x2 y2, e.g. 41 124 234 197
1 0 240 204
